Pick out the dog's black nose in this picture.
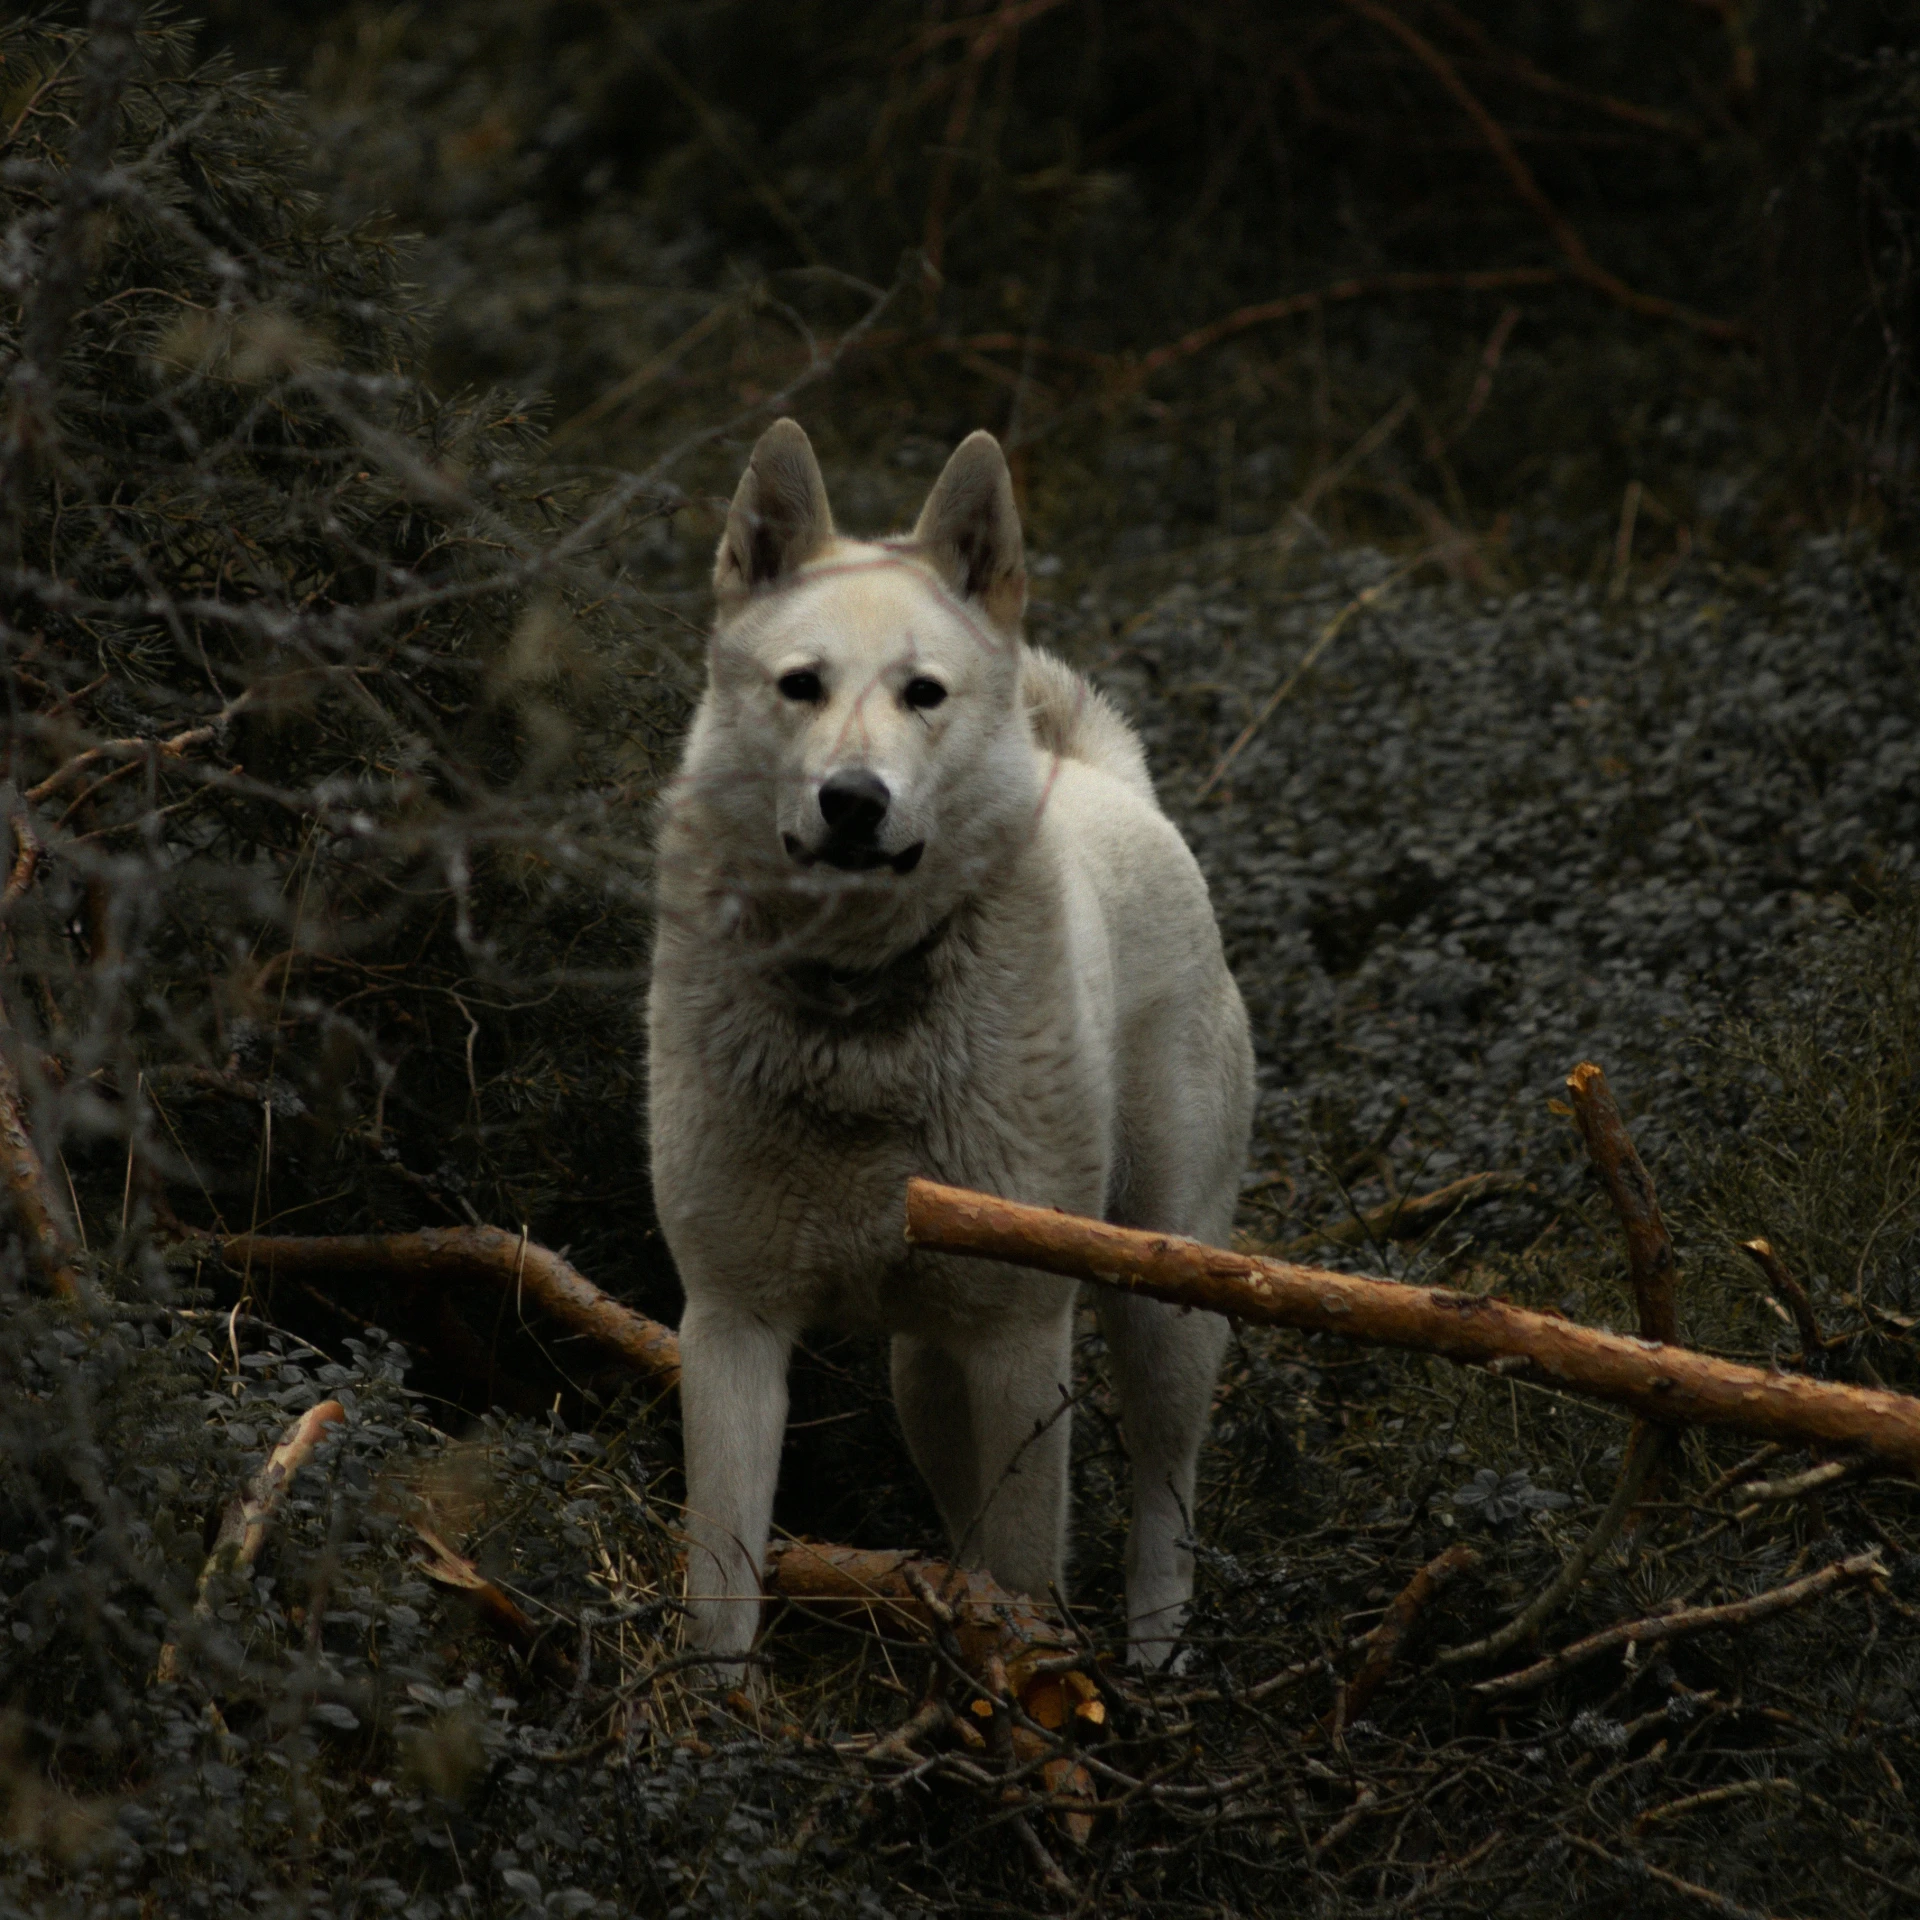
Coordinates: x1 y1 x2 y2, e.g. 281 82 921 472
818 769 890 840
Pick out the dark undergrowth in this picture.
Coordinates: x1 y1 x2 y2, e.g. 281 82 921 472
4 6 1920 1916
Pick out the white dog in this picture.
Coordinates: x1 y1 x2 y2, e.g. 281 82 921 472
648 420 1253 1666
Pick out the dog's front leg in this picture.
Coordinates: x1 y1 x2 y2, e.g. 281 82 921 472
678 1298 793 1666
958 1313 1074 1601
1095 1290 1231 1667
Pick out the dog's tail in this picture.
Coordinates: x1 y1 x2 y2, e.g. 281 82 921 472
1021 648 1155 801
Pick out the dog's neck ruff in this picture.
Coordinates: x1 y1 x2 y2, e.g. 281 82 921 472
768 906 961 1022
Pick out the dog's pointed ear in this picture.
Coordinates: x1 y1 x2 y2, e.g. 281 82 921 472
911 431 1026 630
713 418 835 607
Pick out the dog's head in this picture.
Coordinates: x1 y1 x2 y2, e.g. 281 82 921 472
689 420 1036 918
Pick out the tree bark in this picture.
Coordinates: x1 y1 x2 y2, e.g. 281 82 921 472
903 1178 1920 1476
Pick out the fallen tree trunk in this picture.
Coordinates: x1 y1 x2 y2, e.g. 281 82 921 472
221 1227 681 1389
903 1178 1920 1477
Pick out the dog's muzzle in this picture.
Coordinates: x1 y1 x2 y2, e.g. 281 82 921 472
784 769 925 875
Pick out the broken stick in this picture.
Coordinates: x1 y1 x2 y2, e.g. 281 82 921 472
156 1399 346 1683
1739 1238 1826 1360
1445 1062 1680 1668
1564 1061 1677 1345
902 1179 1920 1477
220 1227 681 1389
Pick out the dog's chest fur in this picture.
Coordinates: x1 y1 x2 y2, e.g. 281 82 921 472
649 868 1108 1335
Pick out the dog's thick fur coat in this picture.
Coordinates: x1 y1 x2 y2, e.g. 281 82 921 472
649 421 1254 1663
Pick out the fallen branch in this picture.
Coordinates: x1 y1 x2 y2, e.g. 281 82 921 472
1474 1550 1883 1699
156 1399 345 1683
902 1179 1920 1476
0 995 78 1298
1340 1543 1480 1719
219 1227 681 1389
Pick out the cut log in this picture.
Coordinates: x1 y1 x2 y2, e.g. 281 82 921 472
903 1178 1920 1477
764 1540 1088 1724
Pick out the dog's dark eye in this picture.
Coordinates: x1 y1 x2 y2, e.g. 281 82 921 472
777 669 823 703
903 676 947 711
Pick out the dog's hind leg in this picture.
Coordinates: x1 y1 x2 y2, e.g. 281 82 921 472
892 1335 981 1553
1096 1289 1231 1667
678 1299 793 1665
954 1314 1075 1599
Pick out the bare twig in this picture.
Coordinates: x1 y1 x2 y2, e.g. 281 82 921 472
1335 0 1748 343
156 1400 346 1683
1474 1550 1883 1698
1131 270 1557 382
1283 1170 1525 1254
1735 1456 1867 1510
1561 1831 1788 1919
903 1178 1920 1475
